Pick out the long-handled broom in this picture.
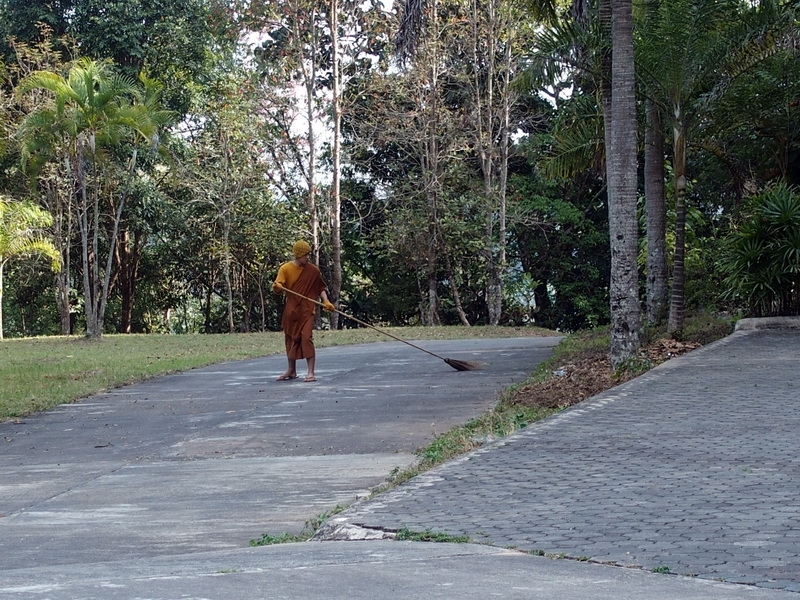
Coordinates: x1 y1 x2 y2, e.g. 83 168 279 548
279 287 480 372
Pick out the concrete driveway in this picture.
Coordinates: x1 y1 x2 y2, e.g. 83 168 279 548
0 336 558 571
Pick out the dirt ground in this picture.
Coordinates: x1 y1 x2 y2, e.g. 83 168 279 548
508 338 701 410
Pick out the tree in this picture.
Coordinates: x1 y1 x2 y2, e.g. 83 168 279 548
5 34 77 334
0 195 60 339
0 0 73 60
393 0 555 325
604 0 641 367
2 0 215 116
466 0 520 325
636 0 795 335
181 73 275 333
19 59 168 338
252 0 330 255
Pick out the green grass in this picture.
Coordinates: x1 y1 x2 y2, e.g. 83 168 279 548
249 504 348 546
395 526 471 543
0 325 553 421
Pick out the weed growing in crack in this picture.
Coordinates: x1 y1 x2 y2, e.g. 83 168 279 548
250 504 348 546
395 526 470 543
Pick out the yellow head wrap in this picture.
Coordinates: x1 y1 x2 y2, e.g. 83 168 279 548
293 240 311 259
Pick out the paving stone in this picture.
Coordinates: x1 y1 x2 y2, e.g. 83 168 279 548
325 328 800 593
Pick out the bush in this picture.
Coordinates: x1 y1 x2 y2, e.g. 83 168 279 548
720 183 800 317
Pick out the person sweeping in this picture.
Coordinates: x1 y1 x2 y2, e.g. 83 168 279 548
272 240 336 382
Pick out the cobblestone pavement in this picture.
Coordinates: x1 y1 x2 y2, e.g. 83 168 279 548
320 327 800 593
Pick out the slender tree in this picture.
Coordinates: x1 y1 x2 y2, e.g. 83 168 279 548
329 0 343 329
636 0 794 334
644 98 668 324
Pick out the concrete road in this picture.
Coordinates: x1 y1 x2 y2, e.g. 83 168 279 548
3 326 800 600
0 336 557 570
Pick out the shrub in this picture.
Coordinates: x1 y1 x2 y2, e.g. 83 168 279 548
720 183 800 317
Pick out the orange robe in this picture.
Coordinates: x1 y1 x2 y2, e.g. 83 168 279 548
274 262 328 360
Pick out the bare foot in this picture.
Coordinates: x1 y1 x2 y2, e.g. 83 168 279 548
276 374 298 381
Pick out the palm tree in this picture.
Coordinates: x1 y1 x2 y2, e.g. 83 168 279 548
19 59 165 338
0 196 61 339
636 0 794 335
531 0 642 365
605 0 641 367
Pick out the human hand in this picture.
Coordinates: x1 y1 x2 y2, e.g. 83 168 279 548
273 282 284 292
323 300 336 312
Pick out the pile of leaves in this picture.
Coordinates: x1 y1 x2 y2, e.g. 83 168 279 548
507 338 702 411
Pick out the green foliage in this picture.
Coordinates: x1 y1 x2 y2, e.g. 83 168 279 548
671 310 733 345
2 0 216 116
395 527 471 543
510 148 610 332
0 196 60 338
720 183 800 317
249 532 301 546
652 566 672 574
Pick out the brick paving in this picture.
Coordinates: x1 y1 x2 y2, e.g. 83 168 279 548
322 328 800 592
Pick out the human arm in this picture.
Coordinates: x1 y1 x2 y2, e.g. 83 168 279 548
272 263 288 294
320 290 336 312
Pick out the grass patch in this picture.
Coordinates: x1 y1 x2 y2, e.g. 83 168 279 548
250 504 348 546
395 526 471 543
373 403 559 493
0 325 552 421
652 566 672 574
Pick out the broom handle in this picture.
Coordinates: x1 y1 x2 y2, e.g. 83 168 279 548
279 286 448 361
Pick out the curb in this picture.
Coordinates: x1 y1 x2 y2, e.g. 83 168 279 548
734 316 800 331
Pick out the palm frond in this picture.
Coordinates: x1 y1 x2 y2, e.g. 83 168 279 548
539 95 604 179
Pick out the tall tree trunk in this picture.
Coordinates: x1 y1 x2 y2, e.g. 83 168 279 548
422 1 442 326
471 0 512 326
329 0 343 330
606 0 641 368
54 213 72 335
645 99 668 325
300 22 320 257
116 228 143 333
496 36 512 326
222 216 235 333
77 153 98 338
0 262 4 339
42 176 74 335
443 247 470 326
667 116 687 336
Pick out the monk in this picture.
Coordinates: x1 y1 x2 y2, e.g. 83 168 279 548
272 240 335 382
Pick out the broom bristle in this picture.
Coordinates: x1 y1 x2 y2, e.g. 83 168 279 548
444 358 481 371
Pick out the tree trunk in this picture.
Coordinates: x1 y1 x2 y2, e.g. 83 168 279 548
667 117 687 336
222 216 235 333
329 0 343 330
46 178 73 335
0 262 4 340
645 99 668 325
471 0 512 326
116 228 143 333
606 0 641 368
300 19 320 257
78 153 99 338
427 269 441 326
443 248 470 326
